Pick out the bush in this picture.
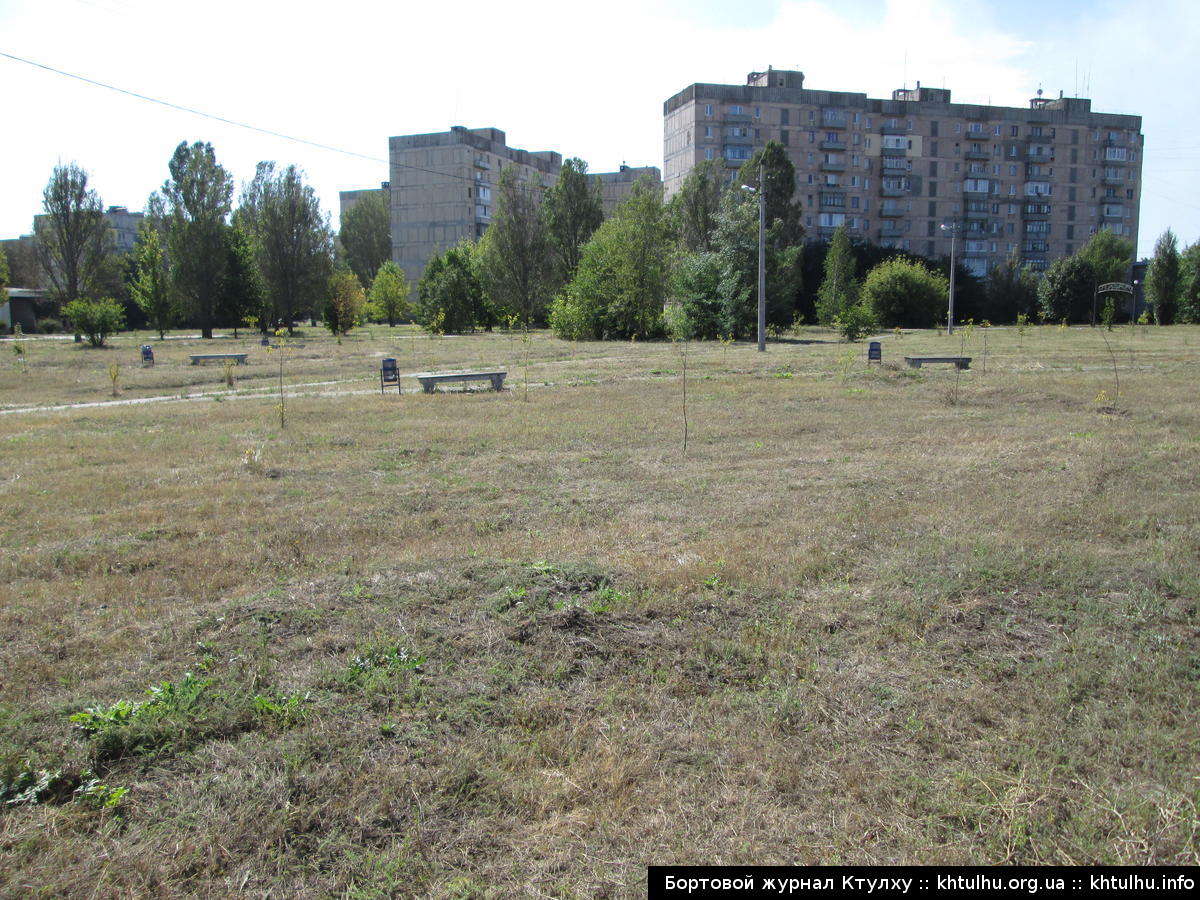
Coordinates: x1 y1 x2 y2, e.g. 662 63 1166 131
36 318 62 334
63 298 125 347
835 303 877 342
861 257 948 328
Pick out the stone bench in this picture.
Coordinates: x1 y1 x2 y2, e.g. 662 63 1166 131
904 356 971 370
190 353 248 366
415 370 506 393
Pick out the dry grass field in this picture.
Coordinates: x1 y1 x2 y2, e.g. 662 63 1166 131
1 323 1197 896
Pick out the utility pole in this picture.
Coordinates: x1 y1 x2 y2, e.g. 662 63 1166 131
941 221 960 335
741 168 768 352
757 163 766 352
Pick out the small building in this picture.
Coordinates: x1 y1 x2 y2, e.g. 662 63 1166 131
2 287 47 332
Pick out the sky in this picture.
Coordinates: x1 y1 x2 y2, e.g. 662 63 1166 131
2 0 1197 260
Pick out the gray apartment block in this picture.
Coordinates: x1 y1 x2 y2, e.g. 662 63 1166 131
378 126 661 285
664 68 1143 275
387 126 562 286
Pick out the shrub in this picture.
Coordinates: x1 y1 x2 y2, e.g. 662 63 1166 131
62 298 125 347
861 257 948 328
36 318 62 334
835 302 877 342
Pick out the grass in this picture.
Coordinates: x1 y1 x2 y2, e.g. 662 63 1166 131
1 322 1198 894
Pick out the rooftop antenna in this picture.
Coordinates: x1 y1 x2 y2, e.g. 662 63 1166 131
903 48 908 90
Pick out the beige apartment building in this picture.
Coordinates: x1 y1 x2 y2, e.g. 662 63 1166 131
342 127 662 286
664 68 1143 276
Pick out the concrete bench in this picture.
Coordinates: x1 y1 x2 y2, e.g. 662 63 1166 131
415 370 506 393
190 353 248 366
904 356 971 370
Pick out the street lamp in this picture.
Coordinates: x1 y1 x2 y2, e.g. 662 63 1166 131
741 164 767 352
940 221 961 335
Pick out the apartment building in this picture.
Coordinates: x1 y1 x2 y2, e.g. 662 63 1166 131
386 126 562 285
370 126 661 285
664 68 1143 275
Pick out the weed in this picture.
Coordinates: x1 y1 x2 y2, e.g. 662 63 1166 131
107 363 120 397
252 692 308 727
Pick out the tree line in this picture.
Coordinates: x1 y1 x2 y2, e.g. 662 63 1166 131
11 143 408 345
10 139 1200 345
413 140 1200 343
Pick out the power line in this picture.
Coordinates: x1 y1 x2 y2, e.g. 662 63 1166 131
0 49 500 190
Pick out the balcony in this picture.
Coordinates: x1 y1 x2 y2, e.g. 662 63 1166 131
473 157 490 170
964 206 990 219
879 206 906 218
881 124 907 135
1026 133 1053 144
879 223 906 238
1103 175 1125 187
881 146 908 157
879 184 908 197
962 184 991 196
820 139 847 151
965 149 991 161
1022 203 1051 219
1103 153 1129 165
821 116 848 130
819 161 846 172
1101 206 1125 220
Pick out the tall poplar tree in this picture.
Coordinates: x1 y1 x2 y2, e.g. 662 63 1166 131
542 158 603 288
238 162 333 333
1146 228 1181 325
339 190 390 290
477 167 551 326
161 141 233 339
34 162 111 305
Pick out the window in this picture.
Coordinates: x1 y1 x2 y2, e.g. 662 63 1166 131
964 178 990 193
729 105 744 115
1011 125 1019 137
725 145 753 160
1030 126 1043 137
754 107 761 119
705 126 713 137
818 213 845 227
704 104 713 117
704 148 715 160
1025 182 1051 197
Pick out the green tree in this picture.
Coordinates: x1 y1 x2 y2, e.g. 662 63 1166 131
0 243 8 300
669 157 726 253
736 140 803 248
549 178 670 340
323 270 367 342
984 249 1039 322
1077 227 1134 286
815 226 858 326
416 241 484 334
63 297 125 347
477 167 551 326
667 251 725 340
129 222 174 338
1146 229 1181 325
861 257 948 328
339 190 390 290
220 223 266 337
34 162 111 305
160 141 233 339
707 188 801 339
542 158 604 289
1038 255 1096 323
238 162 333 333
368 261 412 326
1178 240 1200 324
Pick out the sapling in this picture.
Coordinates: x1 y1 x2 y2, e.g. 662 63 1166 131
664 304 690 458
107 363 120 397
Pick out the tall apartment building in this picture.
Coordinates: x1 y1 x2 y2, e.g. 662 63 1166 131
367 126 662 285
386 126 562 285
664 68 1143 275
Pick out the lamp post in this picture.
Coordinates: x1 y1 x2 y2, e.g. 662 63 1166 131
741 164 767 352
940 221 961 335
